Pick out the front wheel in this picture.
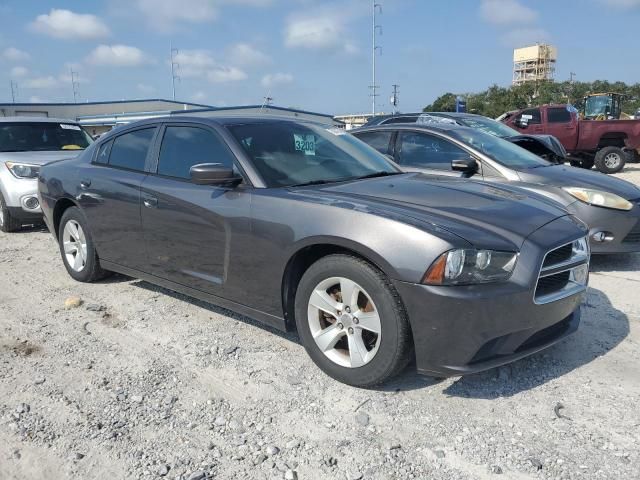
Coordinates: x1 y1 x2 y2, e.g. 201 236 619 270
594 146 626 174
0 191 23 233
294 254 413 387
58 207 111 282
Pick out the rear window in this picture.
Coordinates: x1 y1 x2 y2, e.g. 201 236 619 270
547 107 572 123
0 122 93 152
108 128 156 172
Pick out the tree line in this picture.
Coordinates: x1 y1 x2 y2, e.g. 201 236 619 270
422 81 640 119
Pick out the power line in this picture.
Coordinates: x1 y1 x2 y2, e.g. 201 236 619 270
369 1 382 115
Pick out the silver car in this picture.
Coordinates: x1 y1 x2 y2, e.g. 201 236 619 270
0 117 93 232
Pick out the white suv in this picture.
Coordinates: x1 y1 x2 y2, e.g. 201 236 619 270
0 117 93 232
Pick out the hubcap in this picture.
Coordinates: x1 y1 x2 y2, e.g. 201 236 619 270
604 152 621 168
307 277 382 368
62 220 87 272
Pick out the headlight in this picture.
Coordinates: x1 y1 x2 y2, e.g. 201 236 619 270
563 187 632 211
422 249 518 285
5 161 40 179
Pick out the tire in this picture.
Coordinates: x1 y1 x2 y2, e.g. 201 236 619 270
0 191 22 233
294 254 413 387
594 146 626 174
58 206 111 282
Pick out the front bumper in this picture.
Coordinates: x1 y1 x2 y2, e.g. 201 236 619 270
567 200 640 254
395 216 587 377
0 167 42 216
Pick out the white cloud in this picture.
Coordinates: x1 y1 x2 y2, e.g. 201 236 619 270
2 47 30 62
501 28 551 47
207 66 247 83
134 0 218 31
480 0 537 25
173 49 216 78
137 83 156 94
25 76 60 89
284 7 360 54
261 72 293 88
10 66 29 78
30 9 110 39
29 96 43 103
87 45 151 67
228 43 270 67
190 91 208 102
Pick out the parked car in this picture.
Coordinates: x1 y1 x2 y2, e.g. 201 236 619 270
362 112 568 163
0 117 93 232
353 123 640 254
502 104 640 174
39 116 590 386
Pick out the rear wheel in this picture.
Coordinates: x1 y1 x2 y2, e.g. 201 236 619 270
294 254 413 387
0 191 22 233
594 146 626 174
58 207 110 282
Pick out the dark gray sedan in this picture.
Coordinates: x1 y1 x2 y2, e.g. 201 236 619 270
39 116 589 386
354 124 640 254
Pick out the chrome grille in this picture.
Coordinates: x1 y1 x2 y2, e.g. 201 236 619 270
534 238 590 305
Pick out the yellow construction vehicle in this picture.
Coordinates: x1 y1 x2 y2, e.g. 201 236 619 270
581 92 633 120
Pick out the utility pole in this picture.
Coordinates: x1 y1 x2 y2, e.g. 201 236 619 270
569 72 576 84
369 1 382 115
70 68 80 103
170 42 180 101
10 81 18 103
390 84 399 114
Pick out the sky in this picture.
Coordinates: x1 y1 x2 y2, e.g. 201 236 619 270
0 0 639 114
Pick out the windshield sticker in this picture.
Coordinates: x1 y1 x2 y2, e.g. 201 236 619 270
294 134 316 155
60 124 81 131
520 114 533 120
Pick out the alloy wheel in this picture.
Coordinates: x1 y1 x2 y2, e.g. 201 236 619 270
307 276 382 368
62 220 88 272
604 152 621 169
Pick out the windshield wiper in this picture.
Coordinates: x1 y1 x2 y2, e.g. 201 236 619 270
352 171 403 180
0 149 29 152
288 179 343 187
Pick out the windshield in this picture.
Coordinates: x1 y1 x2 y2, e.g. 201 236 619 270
448 128 549 169
227 121 400 187
584 96 612 118
0 122 93 152
460 116 520 138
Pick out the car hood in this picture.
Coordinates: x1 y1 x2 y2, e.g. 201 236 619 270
518 164 640 200
302 173 569 250
0 150 82 166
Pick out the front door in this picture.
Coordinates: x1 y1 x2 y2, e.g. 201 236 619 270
140 124 251 297
543 106 578 151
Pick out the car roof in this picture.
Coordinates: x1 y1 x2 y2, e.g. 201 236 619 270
0 116 82 124
355 122 472 135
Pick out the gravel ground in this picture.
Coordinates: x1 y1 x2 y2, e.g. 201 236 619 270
1 166 640 480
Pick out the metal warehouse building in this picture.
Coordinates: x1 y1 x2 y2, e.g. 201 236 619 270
0 99 342 136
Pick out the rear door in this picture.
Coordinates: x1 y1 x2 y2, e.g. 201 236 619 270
513 108 544 134
79 126 157 269
543 106 578 150
140 123 251 297
352 130 395 156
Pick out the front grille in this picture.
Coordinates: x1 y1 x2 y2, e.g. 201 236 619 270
622 221 640 244
534 238 589 304
542 243 572 267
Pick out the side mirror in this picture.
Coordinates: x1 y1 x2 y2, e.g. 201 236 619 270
517 119 528 128
190 163 242 186
451 157 478 174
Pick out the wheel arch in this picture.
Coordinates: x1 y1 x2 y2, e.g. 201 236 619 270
52 197 79 238
280 239 399 332
597 133 627 149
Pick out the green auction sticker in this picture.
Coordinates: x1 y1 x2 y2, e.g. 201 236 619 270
294 134 316 155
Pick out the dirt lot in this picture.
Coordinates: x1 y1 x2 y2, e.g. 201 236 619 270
1 166 640 480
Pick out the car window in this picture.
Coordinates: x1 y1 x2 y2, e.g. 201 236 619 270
547 107 572 123
108 128 155 172
0 122 93 152
399 132 467 170
382 116 419 124
516 108 541 125
95 140 113 164
157 126 236 180
353 131 393 155
227 121 399 187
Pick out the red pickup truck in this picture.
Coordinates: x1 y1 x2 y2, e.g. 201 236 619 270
501 104 640 174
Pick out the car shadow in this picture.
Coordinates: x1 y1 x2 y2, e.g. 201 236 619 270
440 286 628 399
589 253 640 273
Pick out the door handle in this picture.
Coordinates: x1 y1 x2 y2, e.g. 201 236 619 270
80 179 91 189
143 197 158 208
